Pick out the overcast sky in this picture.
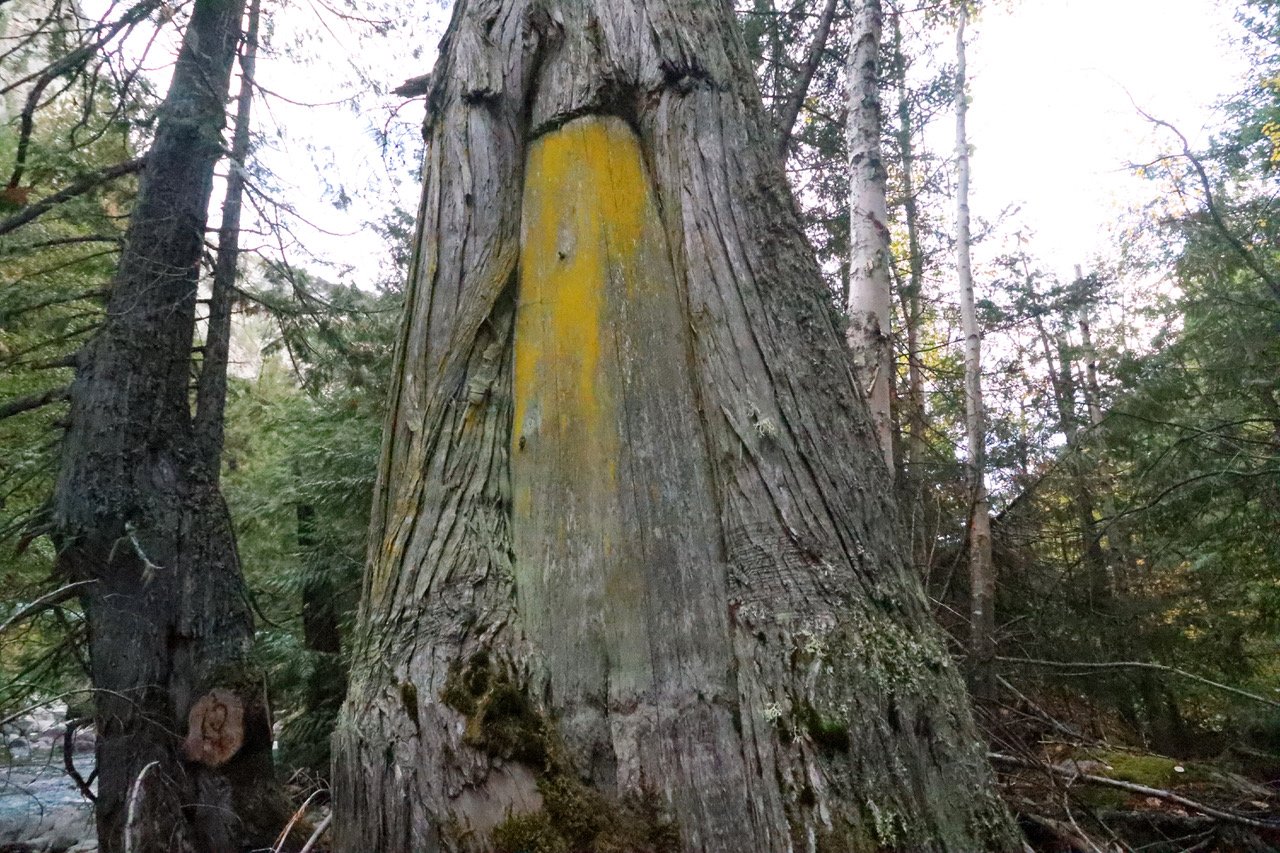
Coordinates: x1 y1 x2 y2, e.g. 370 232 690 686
965 0 1249 281
243 0 1252 288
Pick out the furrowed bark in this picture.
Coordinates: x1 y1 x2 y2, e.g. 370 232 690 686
52 0 290 849
334 1 1018 851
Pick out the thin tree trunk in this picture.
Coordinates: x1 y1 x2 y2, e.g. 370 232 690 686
1075 266 1104 429
888 7 931 575
194 0 260 479
52 0 289 849
333 1 1019 850
774 0 840 157
953 6 995 703
846 0 894 474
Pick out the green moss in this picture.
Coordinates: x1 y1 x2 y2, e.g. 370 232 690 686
440 651 549 765
491 811 568 853
440 651 493 716
1094 750 1211 787
538 774 607 848
1072 785 1129 810
464 681 548 765
796 700 850 754
399 681 419 727
440 650 679 851
813 818 877 853
492 775 679 853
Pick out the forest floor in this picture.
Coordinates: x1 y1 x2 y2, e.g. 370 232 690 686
985 693 1280 852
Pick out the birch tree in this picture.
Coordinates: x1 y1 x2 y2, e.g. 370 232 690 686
952 2 996 701
846 0 895 473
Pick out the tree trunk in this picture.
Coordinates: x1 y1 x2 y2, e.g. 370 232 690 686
194 0 260 479
891 9 928 483
334 2 1018 851
952 7 996 703
846 0 895 474
52 0 289 849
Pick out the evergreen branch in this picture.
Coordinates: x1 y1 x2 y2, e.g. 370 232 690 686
0 580 95 638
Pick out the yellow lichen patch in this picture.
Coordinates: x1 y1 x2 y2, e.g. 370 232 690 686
511 114 685 690
513 117 649 445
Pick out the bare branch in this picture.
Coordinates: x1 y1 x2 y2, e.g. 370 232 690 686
990 752 1280 830
0 384 71 421
1133 105 1280 301
0 157 145 237
0 580 96 637
998 655 1280 709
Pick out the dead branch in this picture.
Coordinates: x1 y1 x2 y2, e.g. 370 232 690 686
0 579 96 636
998 655 1280 710
0 385 71 421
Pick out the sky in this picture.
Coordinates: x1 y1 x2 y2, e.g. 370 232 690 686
965 0 1251 281
208 0 1255 290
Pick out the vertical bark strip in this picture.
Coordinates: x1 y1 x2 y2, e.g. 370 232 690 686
952 7 996 702
53 0 288 849
335 1 1018 850
846 0 895 474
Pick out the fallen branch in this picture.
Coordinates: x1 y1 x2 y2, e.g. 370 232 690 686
997 656 1280 710
298 813 332 853
990 752 1280 831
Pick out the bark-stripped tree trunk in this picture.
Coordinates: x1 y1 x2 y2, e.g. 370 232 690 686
52 0 289 849
846 0 895 474
334 1 1018 850
952 5 996 703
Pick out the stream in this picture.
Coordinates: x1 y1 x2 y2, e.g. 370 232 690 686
0 705 95 853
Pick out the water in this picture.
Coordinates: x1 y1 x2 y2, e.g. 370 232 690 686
0 728 96 852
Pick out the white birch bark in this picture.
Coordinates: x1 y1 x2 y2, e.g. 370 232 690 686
846 0 895 474
953 5 996 701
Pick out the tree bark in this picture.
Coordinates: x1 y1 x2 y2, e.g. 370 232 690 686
846 0 895 474
952 6 996 703
52 0 289 850
334 1 1018 851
